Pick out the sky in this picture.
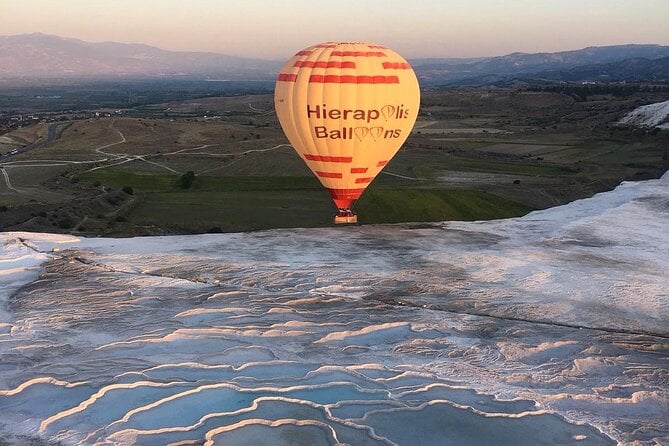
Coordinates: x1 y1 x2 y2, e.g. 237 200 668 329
3 0 668 59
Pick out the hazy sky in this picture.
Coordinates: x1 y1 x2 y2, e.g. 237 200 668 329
3 0 668 59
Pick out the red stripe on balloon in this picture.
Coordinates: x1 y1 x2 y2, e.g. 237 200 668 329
304 154 353 163
355 177 374 184
277 73 297 82
309 75 399 84
382 62 412 70
377 160 389 167
295 50 312 56
316 171 343 179
294 61 356 69
330 51 387 57
350 167 368 173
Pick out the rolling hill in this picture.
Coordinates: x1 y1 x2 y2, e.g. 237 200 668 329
0 33 279 79
412 44 669 84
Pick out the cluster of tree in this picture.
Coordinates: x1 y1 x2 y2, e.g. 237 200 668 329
179 171 195 189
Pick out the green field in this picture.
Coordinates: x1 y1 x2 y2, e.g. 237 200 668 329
357 189 531 223
81 171 323 192
413 157 579 179
80 170 531 232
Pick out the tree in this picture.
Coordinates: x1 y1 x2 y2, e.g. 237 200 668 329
179 171 195 189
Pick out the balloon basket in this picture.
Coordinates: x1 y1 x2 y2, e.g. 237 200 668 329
334 210 357 224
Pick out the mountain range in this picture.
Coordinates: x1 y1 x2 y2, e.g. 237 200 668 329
0 33 277 80
431 56 669 87
412 45 669 85
1 33 668 85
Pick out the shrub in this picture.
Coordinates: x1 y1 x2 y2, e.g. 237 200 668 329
179 171 195 189
57 218 74 229
122 186 134 195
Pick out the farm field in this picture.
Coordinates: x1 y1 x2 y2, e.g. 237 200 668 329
1 87 666 235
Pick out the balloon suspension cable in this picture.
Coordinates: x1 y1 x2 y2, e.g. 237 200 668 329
334 208 358 224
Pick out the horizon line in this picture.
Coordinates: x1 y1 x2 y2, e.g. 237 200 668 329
2 32 667 62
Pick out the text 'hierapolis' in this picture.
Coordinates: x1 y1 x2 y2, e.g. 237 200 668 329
307 103 410 141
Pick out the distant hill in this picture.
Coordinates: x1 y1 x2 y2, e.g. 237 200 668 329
531 56 669 82
411 44 669 84
438 56 669 87
1 34 668 85
0 33 279 80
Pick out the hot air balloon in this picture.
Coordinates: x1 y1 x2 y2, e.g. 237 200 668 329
274 42 420 224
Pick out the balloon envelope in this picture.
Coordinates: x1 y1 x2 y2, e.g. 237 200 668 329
274 42 420 221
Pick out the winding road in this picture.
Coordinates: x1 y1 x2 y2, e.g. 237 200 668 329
1 167 18 192
1 122 65 192
0 122 63 162
1 119 297 193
